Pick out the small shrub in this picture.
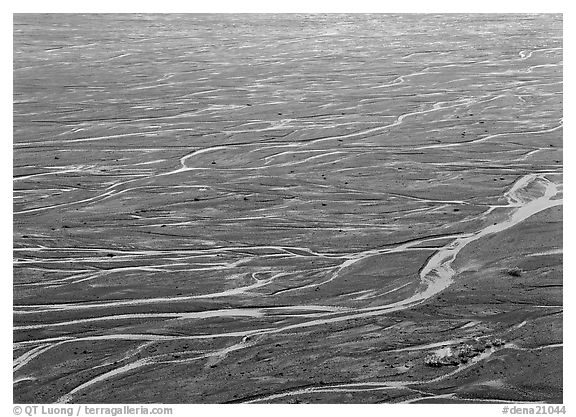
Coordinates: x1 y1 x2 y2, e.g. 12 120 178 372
470 339 487 352
491 338 505 347
424 354 443 367
456 344 474 357
507 268 523 277
453 344 478 363
424 352 460 367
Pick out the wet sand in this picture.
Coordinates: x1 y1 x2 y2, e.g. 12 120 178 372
13 14 562 403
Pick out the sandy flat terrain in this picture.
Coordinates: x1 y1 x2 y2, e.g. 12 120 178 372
13 14 562 403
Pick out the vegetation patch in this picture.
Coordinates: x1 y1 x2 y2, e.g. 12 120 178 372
507 267 523 277
424 338 505 367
